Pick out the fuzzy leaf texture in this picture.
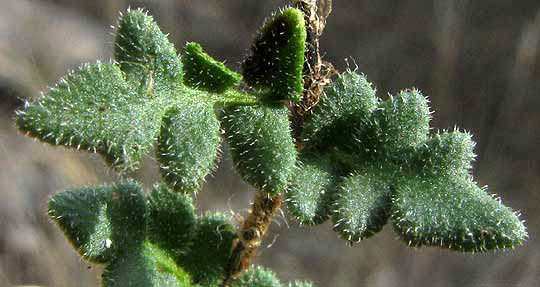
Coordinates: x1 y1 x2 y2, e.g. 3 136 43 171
285 153 341 225
157 100 221 193
114 9 182 93
182 42 242 93
49 181 240 286
16 10 186 171
298 69 526 251
16 63 147 171
48 181 147 263
178 213 237 286
102 242 191 287
409 130 476 178
147 187 236 286
232 266 282 287
374 89 431 152
303 70 378 152
391 176 527 252
232 266 314 287
242 8 306 102
332 172 392 242
343 88 432 167
147 184 197 258
221 104 297 195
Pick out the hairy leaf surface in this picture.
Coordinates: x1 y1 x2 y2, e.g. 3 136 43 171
182 42 241 93
157 100 221 193
286 153 341 225
391 176 527 252
332 172 392 242
147 184 197 258
242 8 306 102
179 213 237 286
303 70 378 151
17 9 188 171
221 104 296 195
232 266 314 287
409 130 476 178
375 89 431 152
114 8 182 94
48 181 147 263
102 242 191 287
232 266 282 287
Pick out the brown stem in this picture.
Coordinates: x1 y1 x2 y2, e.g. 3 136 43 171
291 0 337 150
222 1 334 286
223 193 282 286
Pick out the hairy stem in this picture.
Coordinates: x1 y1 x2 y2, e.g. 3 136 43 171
223 193 282 286
222 1 333 285
291 0 336 150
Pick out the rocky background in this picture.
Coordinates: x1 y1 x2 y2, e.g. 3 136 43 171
1 0 539 286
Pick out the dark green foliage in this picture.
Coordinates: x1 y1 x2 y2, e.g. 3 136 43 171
285 153 341 225
242 8 306 102
221 104 297 195
114 8 182 93
16 9 187 172
300 69 526 252
20 5 530 287
107 182 148 253
182 42 241 93
48 181 239 286
410 130 476 178
179 213 237 286
25 7 311 286
232 266 282 287
332 172 392 242
391 176 527 252
102 242 191 287
303 70 378 151
16 63 146 171
157 100 221 193
232 266 314 287
147 184 197 258
321 88 430 168
375 89 431 152
48 181 147 263
48 186 113 263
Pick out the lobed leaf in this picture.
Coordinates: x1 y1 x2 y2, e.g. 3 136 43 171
375 89 431 152
156 100 221 193
285 153 341 225
147 184 197 258
102 242 191 287
182 42 242 93
232 265 314 287
16 63 147 171
221 104 297 195
332 172 392 242
114 8 182 94
107 182 148 253
338 89 431 169
242 8 306 102
232 266 282 287
303 70 378 152
17 9 190 172
179 213 237 286
48 181 147 263
409 130 476 178
391 175 528 252
48 186 113 263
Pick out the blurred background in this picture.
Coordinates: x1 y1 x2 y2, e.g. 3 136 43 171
1 0 539 286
